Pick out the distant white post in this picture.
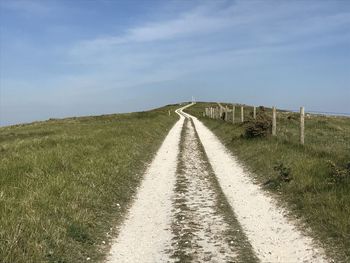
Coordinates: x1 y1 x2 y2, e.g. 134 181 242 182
232 105 235 124
300 106 305 145
253 106 256 119
272 106 277 136
241 106 244 122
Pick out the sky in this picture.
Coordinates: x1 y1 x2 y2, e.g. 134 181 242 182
0 0 349 126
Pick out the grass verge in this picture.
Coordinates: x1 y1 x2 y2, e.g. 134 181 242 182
0 105 180 263
185 102 350 262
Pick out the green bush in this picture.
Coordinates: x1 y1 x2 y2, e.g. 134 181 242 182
327 160 350 184
244 106 272 138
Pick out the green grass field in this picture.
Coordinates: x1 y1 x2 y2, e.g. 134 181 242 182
185 102 350 261
0 105 180 263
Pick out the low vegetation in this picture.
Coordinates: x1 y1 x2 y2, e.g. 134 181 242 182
0 105 180 263
185 102 350 262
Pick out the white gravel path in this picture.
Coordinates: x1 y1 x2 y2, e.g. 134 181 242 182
181 109 328 263
171 120 236 262
106 105 191 263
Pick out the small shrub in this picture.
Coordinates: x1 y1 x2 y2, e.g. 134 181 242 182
287 114 298 121
244 106 272 138
273 163 292 182
327 160 350 184
263 163 292 190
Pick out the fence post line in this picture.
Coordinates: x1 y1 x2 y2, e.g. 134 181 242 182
232 105 235 123
241 106 244 122
253 106 256 119
300 106 305 145
272 106 277 136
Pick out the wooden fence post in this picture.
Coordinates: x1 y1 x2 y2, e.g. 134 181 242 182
253 106 256 119
225 106 228 121
241 106 244 122
300 106 305 145
219 106 222 119
168 110 170 116
272 106 277 136
232 105 235 124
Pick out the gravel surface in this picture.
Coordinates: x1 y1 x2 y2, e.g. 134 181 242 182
170 120 236 262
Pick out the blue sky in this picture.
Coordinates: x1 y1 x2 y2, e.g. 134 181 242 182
0 0 349 126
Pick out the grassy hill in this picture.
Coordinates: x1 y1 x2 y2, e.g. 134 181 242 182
184 102 350 261
0 105 180 263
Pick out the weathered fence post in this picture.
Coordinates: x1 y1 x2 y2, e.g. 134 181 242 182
253 106 256 119
225 106 228 121
272 106 277 136
300 106 305 145
241 106 244 122
168 110 170 116
219 106 222 119
232 105 235 124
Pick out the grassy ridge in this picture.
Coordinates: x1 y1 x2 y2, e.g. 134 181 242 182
0 105 180 263
185 102 350 262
